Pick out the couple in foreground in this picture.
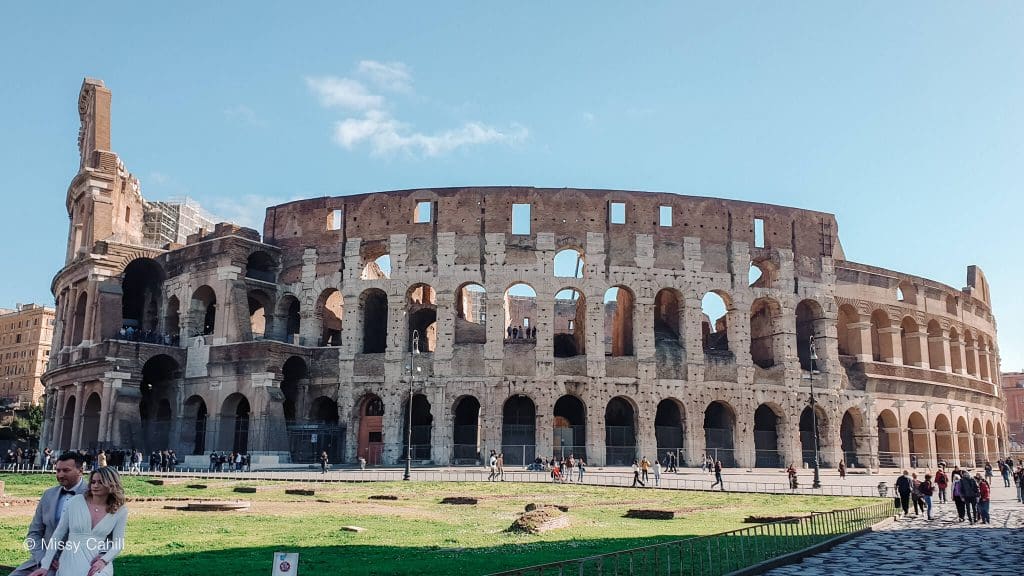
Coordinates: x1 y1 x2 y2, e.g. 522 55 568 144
10 452 128 576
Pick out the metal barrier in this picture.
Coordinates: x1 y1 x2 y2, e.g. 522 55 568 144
487 501 892 576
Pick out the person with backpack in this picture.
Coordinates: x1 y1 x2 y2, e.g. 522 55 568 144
960 470 979 524
894 470 913 517
910 472 924 516
951 470 966 521
919 473 935 520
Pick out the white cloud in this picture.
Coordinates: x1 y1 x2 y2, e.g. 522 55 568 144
334 112 527 157
357 60 413 93
305 76 382 111
308 60 528 158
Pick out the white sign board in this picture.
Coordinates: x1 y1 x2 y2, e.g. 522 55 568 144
272 552 299 576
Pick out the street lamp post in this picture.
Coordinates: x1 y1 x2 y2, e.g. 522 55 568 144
808 334 822 489
403 330 420 481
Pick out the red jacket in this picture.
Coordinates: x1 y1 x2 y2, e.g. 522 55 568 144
979 480 990 501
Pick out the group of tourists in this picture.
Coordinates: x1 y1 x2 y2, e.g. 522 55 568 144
505 325 537 340
486 450 505 481
208 451 250 472
893 463 1003 524
549 454 585 482
4 447 37 471
117 325 179 346
630 456 663 487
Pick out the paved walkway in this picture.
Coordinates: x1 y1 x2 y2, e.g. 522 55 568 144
764 483 1024 576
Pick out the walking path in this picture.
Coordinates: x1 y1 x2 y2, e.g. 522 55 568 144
764 483 1024 576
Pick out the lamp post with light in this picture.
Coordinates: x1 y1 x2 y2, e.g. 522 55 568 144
404 330 420 482
808 333 822 489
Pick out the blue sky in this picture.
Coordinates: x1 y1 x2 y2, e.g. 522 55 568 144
1 3 1021 369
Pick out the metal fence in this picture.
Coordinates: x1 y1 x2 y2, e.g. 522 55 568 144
488 501 892 576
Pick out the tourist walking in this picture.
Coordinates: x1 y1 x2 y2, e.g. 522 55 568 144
960 471 979 524
984 462 994 484
710 460 724 491
631 460 645 487
564 455 574 482
640 456 650 484
319 450 329 474
487 451 498 481
496 452 505 481
895 470 912 516
978 475 991 524
934 466 948 503
952 471 966 521
653 460 662 487
837 459 846 479
999 459 1011 487
577 458 586 483
919 473 934 520
787 464 799 490
910 472 923 516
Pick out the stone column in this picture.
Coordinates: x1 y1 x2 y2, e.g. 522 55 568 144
849 321 873 362
70 382 84 449
936 335 952 372
534 396 553 463
949 336 965 375
429 385 448 465
585 295 606 377
878 327 902 364
908 332 930 368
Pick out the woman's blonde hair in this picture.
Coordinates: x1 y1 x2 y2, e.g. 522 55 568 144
90 467 126 513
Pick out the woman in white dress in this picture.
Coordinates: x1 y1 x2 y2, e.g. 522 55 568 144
30 467 128 576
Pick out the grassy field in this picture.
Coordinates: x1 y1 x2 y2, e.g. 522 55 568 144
0 473 877 575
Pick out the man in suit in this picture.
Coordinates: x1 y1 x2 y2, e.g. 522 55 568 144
9 452 88 576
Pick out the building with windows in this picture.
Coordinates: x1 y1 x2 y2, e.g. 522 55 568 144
142 197 220 248
40 78 1009 469
0 304 56 406
1001 372 1024 451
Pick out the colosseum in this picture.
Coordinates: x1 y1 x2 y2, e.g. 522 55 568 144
40 78 1009 470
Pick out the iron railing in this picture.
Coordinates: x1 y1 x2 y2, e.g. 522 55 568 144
488 501 892 576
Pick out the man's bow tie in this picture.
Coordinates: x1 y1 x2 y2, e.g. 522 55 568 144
60 488 76 496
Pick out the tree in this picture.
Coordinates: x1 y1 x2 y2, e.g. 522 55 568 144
11 404 43 444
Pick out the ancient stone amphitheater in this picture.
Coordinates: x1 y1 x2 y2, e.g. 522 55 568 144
41 79 1008 469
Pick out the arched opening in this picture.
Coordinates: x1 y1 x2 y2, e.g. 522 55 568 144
749 297 782 369
704 401 736 467
502 395 536 465
402 394 433 461
604 396 636 465
956 417 971 467
71 292 88 346
220 393 251 453
654 289 682 345
900 317 922 367
753 404 782 468
896 280 916 304
840 409 864 468
357 394 385 465
796 300 826 371
554 288 585 357
927 320 944 370
452 396 481 463
278 295 301 343
869 310 891 362
748 259 776 288
948 327 962 373
361 289 388 353
317 289 344 347
407 284 437 353
553 395 586 461
604 287 634 356
876 409 899 467
361 254 391 280
701 291 731 355
80 393 102 450
655 399 685 464
247 290 273 340
504 283 537 342
60 396 76 450
934 414 954 465
800 405 829 467
985 421 997 460
190 285 217 337
164 296 180 343
245 251 277 283
303 396 342 464
280 356 307 423
553 248 585 278
836 304 858 357
121 258 164 333
963 331 978 377
140 354 180 452
907 412 930 468
182 395 208 455
454 283 487 344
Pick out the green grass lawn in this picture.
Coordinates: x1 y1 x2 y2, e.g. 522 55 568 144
0 474 878 575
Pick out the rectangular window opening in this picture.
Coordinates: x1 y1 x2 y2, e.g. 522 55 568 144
414 201 432 224
327 209 343 231
568 319 575 330
512 204 531 235
754 218 765 248
659 206 672 227
523 317 530 329
610 202 626 224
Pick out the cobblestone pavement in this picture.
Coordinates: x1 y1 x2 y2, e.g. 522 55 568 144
764 483 1024 576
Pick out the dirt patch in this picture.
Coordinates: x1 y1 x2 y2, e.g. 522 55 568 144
525 503 569 512
440 497 477 505
285 489 315 496
624 509 676 520
509 508 570 534
369 495 399 501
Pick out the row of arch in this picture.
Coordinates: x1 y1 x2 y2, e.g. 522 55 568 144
877 409 1007 467
837 305 998 382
